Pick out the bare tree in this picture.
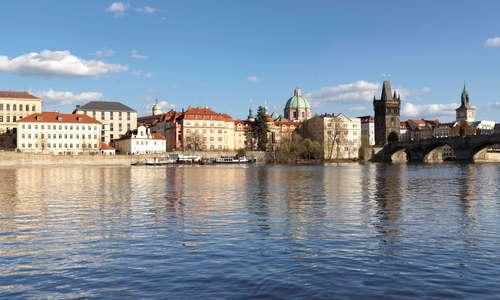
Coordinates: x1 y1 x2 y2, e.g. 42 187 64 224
324 117 348 160
184 132 206 151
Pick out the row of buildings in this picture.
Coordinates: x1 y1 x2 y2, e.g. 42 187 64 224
1 81 498 158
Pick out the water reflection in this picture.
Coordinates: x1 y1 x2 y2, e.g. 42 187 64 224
372 164 405 240
0 164 500 299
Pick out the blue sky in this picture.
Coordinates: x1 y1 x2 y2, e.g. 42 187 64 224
1 0 500 121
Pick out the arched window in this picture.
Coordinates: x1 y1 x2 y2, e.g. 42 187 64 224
302 111 305 118
25 104 29 111
6 104 10 110
293 111 298 119
32 105 36 111
13 104 17 111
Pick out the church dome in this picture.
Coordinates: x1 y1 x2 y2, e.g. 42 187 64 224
285 88 311 110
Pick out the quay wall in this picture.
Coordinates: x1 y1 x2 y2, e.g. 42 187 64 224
0 150 268 166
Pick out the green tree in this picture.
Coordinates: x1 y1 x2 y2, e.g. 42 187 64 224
254 106 269 151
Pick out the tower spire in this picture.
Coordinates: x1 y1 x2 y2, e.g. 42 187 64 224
381 80 393 101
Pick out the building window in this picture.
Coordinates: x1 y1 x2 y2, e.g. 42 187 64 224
110 112 114 120
0 104 3 110
293 111 297 119
119 112 122 121
127 112 130 121
32 105 36 111
13 104 16 111
26 104 29 111
101 112 105 119
19 105 23 111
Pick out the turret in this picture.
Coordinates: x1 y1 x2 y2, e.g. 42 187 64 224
152 100 162 115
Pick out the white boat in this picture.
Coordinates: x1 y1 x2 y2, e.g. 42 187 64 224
215 156 253 163
131 157 176 166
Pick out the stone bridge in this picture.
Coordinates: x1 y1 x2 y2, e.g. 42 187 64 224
372 133 500 162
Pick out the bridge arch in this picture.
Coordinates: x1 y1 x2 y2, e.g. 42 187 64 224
422 141 456 163
471 142 500 161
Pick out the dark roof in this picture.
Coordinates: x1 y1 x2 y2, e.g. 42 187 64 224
75 101 136 112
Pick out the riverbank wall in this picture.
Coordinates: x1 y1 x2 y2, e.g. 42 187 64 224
0 150 268 166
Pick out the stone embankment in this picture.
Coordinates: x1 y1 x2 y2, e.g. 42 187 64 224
0 150 268 166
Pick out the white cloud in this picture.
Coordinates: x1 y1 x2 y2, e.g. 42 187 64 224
136 6 156 14
130 49 148 60
131 70 152 78
247 76 261 83
305 81 379 106
402 102 458 118
91 49 116 57
0 50 128 77
105 2 129 16
396 86 432 99
306 81 432 109
34 89 104 106
485 37 500 48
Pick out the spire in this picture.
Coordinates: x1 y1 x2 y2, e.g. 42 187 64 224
381 80 393 101
294 87 302 97
461 84 471 108
248 107 254 120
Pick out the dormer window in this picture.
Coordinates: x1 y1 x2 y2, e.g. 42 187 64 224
56 116 62 121
35 116 41 121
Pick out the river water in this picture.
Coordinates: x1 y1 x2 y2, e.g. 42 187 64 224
0 163 499 299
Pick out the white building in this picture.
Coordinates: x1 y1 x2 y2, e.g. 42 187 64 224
114 125 166 154
471 120 495 135
17 112 102 154
302 113 361 160
359 116 375 146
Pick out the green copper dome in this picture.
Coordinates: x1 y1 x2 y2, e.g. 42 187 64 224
285 88 311 110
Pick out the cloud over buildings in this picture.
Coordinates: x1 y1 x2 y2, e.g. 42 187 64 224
305 81 379 105
401 102 458 118
0 50 128 77
34 89 104 106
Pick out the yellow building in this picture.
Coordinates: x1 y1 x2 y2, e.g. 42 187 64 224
0 90 42 133
73 101 137 144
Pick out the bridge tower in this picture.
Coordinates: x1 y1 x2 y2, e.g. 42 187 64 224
373 80 401 145
455 85 476 123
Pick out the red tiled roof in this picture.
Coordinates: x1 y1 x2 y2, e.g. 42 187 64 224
0 90 40 99
152 133 166 140
177 107 233 121
18 112 101 124
100 142 115 150
408 119 426 125
138 110 177 122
